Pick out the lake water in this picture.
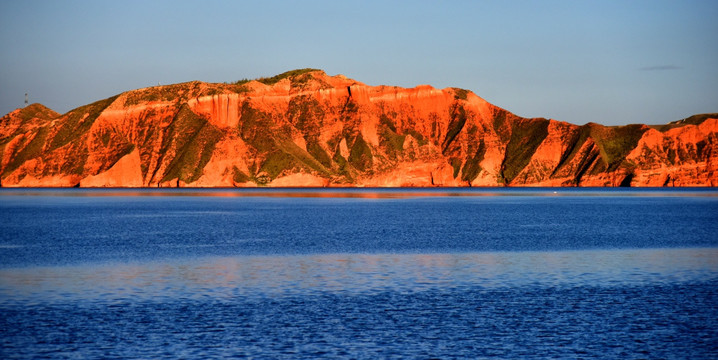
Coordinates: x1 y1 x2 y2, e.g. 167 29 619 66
1 188 717 358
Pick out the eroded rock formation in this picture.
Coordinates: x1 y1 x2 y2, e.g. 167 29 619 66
1 69 716 187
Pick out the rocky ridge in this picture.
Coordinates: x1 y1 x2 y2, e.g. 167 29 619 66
1 69 716 187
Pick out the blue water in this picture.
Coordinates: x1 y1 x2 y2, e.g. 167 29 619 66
1 188 717 358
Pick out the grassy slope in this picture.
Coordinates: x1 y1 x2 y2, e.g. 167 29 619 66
501 118 550 184
160 105 223 183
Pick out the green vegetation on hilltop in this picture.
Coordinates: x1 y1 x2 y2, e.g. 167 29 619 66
452 88 469 101
13 103 59 123
658 113 718 132
232 68 322 86
124 82 201 105
123 81 245 105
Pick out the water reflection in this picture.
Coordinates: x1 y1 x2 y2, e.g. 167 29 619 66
1 187 717 199
2 248 716 304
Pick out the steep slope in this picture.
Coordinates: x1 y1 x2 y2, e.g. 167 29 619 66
1 69 716 187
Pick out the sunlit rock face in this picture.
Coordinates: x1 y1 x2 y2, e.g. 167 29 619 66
1 69 716 187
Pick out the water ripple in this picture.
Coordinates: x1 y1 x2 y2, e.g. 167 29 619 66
1 248 716 304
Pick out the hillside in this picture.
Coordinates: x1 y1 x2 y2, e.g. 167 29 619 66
1 69 716 187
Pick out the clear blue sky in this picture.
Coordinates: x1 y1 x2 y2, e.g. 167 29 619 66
1 0 716 125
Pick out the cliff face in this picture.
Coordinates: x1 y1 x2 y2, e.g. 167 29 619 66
1 69 716 187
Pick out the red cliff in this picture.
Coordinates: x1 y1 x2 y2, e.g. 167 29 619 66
1 69 716 187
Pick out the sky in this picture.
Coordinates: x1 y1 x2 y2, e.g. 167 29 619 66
1 0 716 126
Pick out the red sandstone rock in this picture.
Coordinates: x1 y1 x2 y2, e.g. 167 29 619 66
1 69 716 187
